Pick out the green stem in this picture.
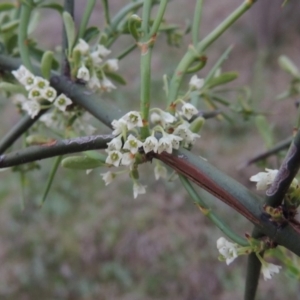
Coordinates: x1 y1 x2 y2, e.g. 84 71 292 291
116 43 137 60
50 75 123 127
78 0 96 39
140 47 152 138
167 0 254 105
153 149 300 256
0 135 113 168
180 175 248 246
106 0 145 36
192 0 203 45
101 0 111 26
141 0 152 36
18 0 34 72
244 228 264 300
203 46 233 85
149 0 168 37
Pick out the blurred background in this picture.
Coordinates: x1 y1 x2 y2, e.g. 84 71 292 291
1 0 300 299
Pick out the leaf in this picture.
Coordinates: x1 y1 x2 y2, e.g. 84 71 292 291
29 46 59 70
206 72 238 89
0 3 15 12
278 55 300 78
61 156 106 170
40 51 54 79
105 71 127 85
40 156 62 206
255 115 273 149
63 11 76 55
38 3 64 14
0 20 19 33
83 26 100 42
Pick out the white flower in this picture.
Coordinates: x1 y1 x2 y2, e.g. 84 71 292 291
157 136 173 154
100 171 116 185
88 74 101 90
22 100 41 118
42 87 57 102
261 262 282 281
112 118 127 136
121 152 135 166
105 59 119 72
181 103 198 120
100 78 116 92
168 134 183 150
189 75 204 90
40 112 56 127
90 51 103 66
133 182 146 199
143 136 159 153
54 93 72 111
185 132 201 146
106 135 123 151
250 169 278 191
173 122 200 146
34 76 49 89
12 65 35 90
150 112 161 124
105 150 123 167
73 38 90 55
216 237 238 265
95 44 111 57
154 164 167 180
90 44 111 66
28 87 44 101
123 134 143 154
77 65 90 81
122 111 143 130
12 65 31 81
160 111 176 124
150 111 176 128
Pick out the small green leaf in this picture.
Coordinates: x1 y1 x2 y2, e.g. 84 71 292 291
255 115 273 149
0 3 15 12
61 156 106 170
0 82 26 94
84 151 107 161
189 117 205 133
63 11 76 55
105 71 126 85
38 3 64 14
278 55 300 78
83 26 100 42
29 46 59 70
206 72 238 89
0 20 19 33
128 14 141 40
41 50 54 79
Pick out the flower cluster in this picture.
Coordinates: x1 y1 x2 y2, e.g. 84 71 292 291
101 101 202 197
12 66 72 118
72 39 118 92
216 237 282 281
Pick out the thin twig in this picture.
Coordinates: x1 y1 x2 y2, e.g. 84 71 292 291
0 134 113 168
